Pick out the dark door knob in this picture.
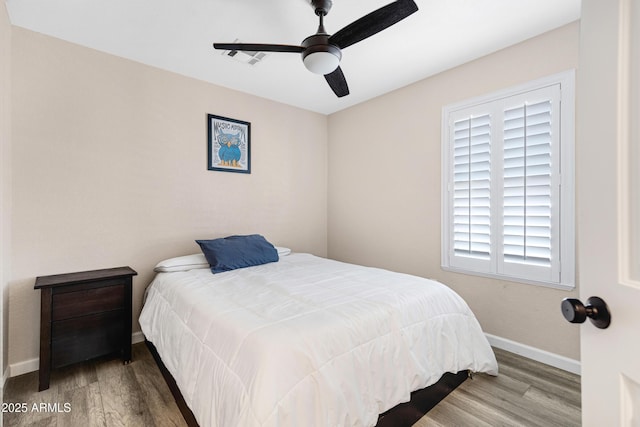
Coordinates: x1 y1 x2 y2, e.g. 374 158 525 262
561 296 611 329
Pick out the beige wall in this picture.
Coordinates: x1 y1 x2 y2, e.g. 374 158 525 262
7 21 583 369
9 28 328 366
1 0 12 380
328 22 581 360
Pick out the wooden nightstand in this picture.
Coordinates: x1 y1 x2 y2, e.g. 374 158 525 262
34 266 137 391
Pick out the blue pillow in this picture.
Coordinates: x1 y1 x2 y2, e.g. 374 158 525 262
195 234 279 273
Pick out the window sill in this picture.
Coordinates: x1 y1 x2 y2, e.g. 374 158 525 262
440 265 575 291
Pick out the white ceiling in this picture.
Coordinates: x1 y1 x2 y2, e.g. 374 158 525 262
6 0 581 115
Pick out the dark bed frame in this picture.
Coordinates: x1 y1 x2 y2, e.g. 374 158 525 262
146 340 467 427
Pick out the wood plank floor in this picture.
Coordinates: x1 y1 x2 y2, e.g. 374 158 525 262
3 344 580 427
415 348 581 427
3 344 186 427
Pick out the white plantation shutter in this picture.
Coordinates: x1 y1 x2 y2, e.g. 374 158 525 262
453 115 491 260
442 72 574 289
502 100 553 267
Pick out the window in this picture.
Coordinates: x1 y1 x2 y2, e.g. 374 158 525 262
442 71 575 289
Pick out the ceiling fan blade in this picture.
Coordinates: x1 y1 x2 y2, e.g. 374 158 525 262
324 67 349 98
328 0 418 50
213 43 304 53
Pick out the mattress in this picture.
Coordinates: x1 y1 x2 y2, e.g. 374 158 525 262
139 253 498 427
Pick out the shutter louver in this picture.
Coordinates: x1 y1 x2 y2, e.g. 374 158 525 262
503 101 553 267
453 115 491 260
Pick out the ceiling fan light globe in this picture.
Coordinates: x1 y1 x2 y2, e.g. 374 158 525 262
303 51 340 75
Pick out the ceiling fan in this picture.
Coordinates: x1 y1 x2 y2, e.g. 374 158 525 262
213 0 419 98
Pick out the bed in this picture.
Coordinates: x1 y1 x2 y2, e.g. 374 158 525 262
139 236 498 427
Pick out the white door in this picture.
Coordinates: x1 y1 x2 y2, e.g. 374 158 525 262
577 0 640 425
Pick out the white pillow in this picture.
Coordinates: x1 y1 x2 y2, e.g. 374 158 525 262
154 247 291 273
275 246 291 256
153 253 209 272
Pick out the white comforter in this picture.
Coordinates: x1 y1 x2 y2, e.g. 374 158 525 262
139 253 498 427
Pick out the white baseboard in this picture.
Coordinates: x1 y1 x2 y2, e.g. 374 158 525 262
9 357 38 378
8 332 147 378
132 331 145 344
485 333 581 375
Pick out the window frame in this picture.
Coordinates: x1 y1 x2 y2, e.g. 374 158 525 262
441 70 575 290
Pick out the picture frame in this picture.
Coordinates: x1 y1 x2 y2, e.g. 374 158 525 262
207 114 251 174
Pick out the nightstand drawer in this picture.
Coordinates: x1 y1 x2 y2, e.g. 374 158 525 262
51 310 125 368
52 282 125 321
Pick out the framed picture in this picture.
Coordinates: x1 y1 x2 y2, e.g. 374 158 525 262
207 114 251 174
